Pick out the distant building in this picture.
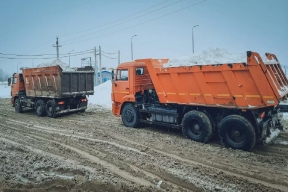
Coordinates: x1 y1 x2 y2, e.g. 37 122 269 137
96 70 113 85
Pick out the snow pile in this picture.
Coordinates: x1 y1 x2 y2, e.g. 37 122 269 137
164 48 247 68
0 83 10 98
87 80 112 110
37 59 75 71
261 54 278 63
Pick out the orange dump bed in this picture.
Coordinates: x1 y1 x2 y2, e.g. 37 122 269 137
138 52 288 109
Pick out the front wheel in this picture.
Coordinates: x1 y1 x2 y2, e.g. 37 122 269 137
121 103 140 128
15 98 23 113
219 115 256 151
182 110 213 143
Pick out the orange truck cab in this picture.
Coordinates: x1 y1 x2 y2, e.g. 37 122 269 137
112 51 287 151
9 73 25 106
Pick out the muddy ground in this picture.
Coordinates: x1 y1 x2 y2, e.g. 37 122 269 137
0 98 288 192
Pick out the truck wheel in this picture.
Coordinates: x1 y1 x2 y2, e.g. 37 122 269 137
219 115 256 151
35 99 46 117
46 100 57 118
121 103 140 128
203 111 217 140
15 98 23 113
182 110 213 143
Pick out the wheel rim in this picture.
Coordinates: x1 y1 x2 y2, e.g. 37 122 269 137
124 109 134 123
15 101 19 111
48 104 53 113
226 124 246 146
188 119 203 137
36 104 42 114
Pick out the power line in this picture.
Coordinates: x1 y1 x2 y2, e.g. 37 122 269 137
0 49 94 57
101 50 118 55
63 0 207 46
61 0 183 44
0 49 94 60
101 53 118 59
60 0 171 38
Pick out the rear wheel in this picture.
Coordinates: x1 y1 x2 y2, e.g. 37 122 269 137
15 98 23 113
35 99 46 117
219 115 256 151
121 103 140 128
46 100 57 118
182 110 213 143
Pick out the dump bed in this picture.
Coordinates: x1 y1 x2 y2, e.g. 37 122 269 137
139 51 288 109
22 65 94 98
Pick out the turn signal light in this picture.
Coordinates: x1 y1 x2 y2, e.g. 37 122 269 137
58 101 65 105
81 98 87 102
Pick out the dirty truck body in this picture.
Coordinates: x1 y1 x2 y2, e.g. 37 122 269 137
10 65 94 117
112 51 287 151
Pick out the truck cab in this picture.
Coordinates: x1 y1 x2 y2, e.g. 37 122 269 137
111 60 154 116
8 73 25 106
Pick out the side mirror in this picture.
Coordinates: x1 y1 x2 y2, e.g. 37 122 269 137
8 78 11 86
111 70 115 82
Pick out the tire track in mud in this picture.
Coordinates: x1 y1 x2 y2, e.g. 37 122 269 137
19 115 288 189
1 99 288 191
0 123 200 192
1 118 288 191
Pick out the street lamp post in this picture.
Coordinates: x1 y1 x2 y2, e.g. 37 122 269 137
68 50 74 67
192 25 199 53
131 35 137 61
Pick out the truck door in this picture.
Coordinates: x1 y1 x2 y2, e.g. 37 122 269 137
11 74 25 98
112 69 130 103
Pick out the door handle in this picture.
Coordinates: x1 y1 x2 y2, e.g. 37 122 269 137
126 87 129 90
114 83 117 86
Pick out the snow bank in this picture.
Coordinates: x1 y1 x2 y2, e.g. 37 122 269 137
0 83 11 98
37 59 75 71
88 80 112 110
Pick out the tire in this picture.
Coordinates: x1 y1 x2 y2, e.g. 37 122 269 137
121 103 140 128
182 110 213 143
35 99 46 117
15 98 23 113
46 100 57 118
219 115 256 151
203 111 217 140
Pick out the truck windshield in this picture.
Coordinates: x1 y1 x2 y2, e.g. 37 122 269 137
116 70 128 81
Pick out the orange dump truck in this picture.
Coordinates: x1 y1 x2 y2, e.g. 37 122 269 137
112 51 287 151
8 65 94 117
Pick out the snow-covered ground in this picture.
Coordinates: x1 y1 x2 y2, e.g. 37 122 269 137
0 82 10 98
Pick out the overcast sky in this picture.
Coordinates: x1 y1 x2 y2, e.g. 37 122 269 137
0 0 287 75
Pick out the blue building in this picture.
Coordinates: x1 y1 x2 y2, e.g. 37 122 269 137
96 70 113 85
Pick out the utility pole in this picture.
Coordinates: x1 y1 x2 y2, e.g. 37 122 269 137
94 47 98 85
68 50 74 67
192 25 199 53
118 50 120 65
99 46 102 84
131 35 137 61
53 37 62 59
